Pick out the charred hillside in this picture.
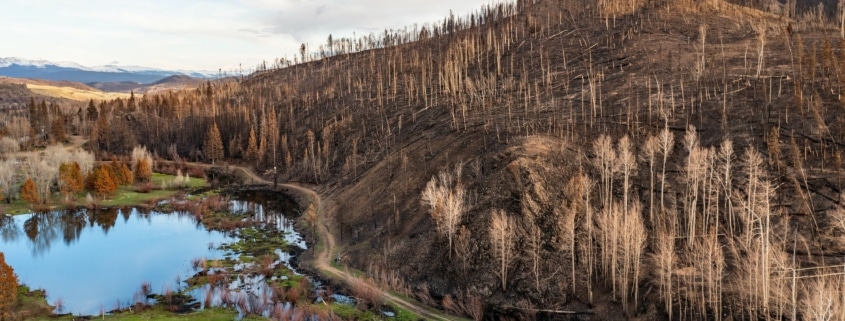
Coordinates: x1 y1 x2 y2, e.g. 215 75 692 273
79 0 845 319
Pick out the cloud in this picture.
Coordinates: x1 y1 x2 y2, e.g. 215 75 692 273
0 0 491 70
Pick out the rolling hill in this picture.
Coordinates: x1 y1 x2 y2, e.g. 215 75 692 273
87 75 207 94
0 76 132 102
0 57 215 84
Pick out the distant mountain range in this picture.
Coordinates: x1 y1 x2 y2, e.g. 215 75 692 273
0 57 217 84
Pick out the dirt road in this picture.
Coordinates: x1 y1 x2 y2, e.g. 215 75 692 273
220 165 458 320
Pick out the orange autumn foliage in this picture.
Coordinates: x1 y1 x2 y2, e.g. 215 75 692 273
20 178 39 205
0 253 18 311
59 162 85 197
93 165 118 197
135 158 152 183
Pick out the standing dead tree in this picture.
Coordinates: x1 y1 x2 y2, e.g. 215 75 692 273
490 208 515 291
421 164 466 258
658 126 674 222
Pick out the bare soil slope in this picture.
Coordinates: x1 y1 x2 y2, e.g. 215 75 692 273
111 0 845 319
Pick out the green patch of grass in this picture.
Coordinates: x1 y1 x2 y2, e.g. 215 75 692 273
329 303 382 320
388 303 428 321
2 172 207 216
8 285 54 319
151 173 206 189
219 227 290 258
1 198 35 215
330 303 359 319
100 187 172 207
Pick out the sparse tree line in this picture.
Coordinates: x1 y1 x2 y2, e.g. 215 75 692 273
0 98 77 152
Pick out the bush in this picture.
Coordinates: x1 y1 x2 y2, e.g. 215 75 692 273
348 278 384 310
187 165 205 179
0 137 20 154
134 182 155 193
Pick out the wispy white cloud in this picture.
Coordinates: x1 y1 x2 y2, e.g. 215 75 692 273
0 0 491 71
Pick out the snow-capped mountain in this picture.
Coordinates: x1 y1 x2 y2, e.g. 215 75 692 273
0 57 217 84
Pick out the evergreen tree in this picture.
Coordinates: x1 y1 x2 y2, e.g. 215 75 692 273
135 158 152 183
203 122 224 164
258 110 268 166
108 159 132 185
85 170 95 191
266 108 279 167
37 100 48 138
20 178 39 206
0 253 18 311
93 165 118 197
86 99 98 121
59 162 84 197
118 163 134 185
128 91 136 112
50 116 66 143
245 126 259 162
27 98 38 135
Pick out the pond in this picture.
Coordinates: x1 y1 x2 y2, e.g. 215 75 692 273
0 207 236 315
0 190 315 318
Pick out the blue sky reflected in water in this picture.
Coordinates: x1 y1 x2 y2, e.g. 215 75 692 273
0 208 234 315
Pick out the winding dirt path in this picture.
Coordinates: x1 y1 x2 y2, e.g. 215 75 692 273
219 165 458 320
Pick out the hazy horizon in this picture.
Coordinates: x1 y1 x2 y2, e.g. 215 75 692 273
2 0 491 72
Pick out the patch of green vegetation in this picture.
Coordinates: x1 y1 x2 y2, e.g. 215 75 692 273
151 173 206 189
330 303 360 319
198 209 251 230
219 227 289 258
388 303 427 321
100 187 173 207
2 173 207 216
4 285 54 320
329 303 381 320
1 198 34 215
269 266 306 288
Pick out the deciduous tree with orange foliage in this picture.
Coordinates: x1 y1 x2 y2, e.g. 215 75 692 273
118 163 134 185
59 162 84 198
131 146 153 183
134 159 152 183
0 253 18 311
110 159 133 185
20 178 39 206
203 122 224 164
93 165 118 198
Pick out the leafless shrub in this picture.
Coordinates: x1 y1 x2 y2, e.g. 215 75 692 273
415 282 434 307
134 182 155 193
0 137 19 154
443 290 484 321
0 159 16 201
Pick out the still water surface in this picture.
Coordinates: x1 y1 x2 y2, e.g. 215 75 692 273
0 208 234 315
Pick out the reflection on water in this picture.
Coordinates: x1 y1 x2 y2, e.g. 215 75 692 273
1 208 234 315
7 208 201 257
1 215 21 243
0 193 315 318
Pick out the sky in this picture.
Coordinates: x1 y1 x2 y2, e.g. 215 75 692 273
0 0 492 72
